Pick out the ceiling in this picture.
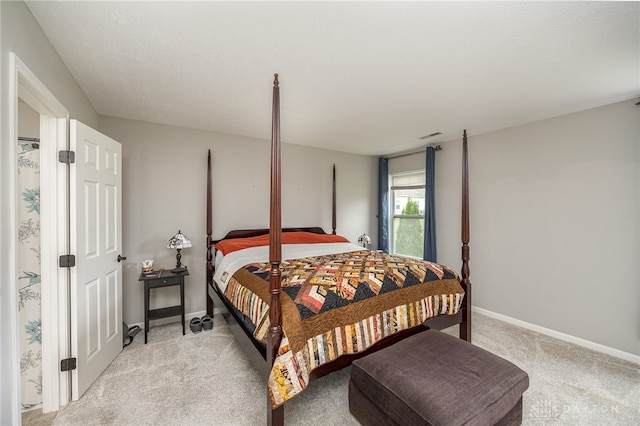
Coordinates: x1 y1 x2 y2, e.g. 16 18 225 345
25 1 639 156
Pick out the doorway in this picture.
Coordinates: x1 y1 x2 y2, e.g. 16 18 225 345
10 53 124 423
9 53 70 422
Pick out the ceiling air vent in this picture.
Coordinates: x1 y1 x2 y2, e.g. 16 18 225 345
419 132 442 140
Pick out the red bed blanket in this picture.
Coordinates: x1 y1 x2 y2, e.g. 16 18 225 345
222 249 465 407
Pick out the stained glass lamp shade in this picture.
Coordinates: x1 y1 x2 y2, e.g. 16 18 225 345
358 233 371 248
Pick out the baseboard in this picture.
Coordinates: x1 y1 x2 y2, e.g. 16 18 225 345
473 306 640 365
127 310 208 331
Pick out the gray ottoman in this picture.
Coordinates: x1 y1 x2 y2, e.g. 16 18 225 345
349 329 529 426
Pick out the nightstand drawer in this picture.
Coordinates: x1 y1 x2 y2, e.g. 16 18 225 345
149 276 180 287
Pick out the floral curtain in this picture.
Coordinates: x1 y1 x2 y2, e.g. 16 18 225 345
18 142 42 410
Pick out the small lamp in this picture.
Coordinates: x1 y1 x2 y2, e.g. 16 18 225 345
357 233 371 248
167 230 191 273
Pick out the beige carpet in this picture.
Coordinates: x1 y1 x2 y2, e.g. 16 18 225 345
52 312 639 425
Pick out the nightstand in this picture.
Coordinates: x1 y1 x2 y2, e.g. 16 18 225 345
138 269 189 343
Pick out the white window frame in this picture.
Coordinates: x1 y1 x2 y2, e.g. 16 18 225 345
389 171 425 258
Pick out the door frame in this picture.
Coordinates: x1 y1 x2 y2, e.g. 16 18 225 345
9 52 70 415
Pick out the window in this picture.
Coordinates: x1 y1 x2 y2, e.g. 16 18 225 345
390 171 425 258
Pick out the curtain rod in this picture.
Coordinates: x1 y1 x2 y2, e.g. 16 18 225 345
19 136 40 143
384 145 441 160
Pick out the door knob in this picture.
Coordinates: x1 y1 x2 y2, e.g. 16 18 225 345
117 255 127 262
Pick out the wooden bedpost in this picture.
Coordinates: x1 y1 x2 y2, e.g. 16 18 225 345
460 130 472 342
206 150 214 316
332 164 337 235
268 74 284 426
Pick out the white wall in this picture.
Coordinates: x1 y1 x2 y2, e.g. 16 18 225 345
19 99 40 133
0 2 99 423
98 116 378 325
435 100 639 356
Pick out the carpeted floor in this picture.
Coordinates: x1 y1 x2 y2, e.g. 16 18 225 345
51 312 639 425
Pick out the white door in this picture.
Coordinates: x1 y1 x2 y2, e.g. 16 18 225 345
70 120 123 400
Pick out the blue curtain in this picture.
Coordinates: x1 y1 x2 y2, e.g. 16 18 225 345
378 157 389 253
424 147 437 261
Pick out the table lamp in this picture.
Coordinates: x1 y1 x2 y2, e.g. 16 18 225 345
358 233 371 248
167 230 191 273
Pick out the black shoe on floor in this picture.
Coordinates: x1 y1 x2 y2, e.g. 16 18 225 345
190 317 202 333
201 315 213 331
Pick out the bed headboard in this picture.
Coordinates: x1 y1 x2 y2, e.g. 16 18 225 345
213 227 327 244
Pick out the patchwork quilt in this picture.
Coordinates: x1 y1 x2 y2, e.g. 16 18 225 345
222 249 465 408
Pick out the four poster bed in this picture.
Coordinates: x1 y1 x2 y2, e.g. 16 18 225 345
205 74 471 425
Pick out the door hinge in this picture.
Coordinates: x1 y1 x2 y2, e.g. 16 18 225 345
58 150 76 164
60 358 77 372
59 255 76 268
